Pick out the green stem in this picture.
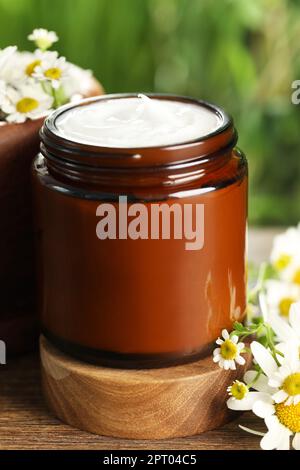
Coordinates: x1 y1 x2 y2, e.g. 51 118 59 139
247 261 268 303
265 325 281 366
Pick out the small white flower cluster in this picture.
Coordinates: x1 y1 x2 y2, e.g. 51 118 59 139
0 28 94 123
212 224 300 450
213 329 245 370
263 224 300 322
227 335 300 450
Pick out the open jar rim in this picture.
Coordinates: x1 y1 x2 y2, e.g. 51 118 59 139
40 93 236 169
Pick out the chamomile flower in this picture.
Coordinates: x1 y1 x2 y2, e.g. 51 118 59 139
1 83 53 123
251 340 300 404
268 302 300 353
228 380 248 400
213 329 245 370
33 53 69 89
22 50 49 78
282 257 300 286
270 225 300 273
28 28 58 50
227 374 275 411
251 396 300 449
263 279 300 319
239 341 300 449
0 50 35 85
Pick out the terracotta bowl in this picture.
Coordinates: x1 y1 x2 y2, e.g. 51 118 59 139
0 77 104 356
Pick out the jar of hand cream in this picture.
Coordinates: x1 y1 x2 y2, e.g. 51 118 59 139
33 93 247 368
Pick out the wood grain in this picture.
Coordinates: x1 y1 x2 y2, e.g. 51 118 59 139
0 353 264 449
40 336 251 440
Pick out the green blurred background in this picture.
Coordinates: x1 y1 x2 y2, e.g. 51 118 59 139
1 0 300 225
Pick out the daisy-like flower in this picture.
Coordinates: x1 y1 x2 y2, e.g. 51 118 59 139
251 393 300 449
263 279 300 319
241 341 300 449
270 225 300 272
251 341 300 406
282 257 300 286
33 53 69 89
213 329 245 370
1 83 53 123
227 372 276 411
0 49 44 86
23 49 48 78
268 302 300 353
28 28 58 50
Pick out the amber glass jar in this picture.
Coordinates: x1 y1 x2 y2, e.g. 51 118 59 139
33 94 247 368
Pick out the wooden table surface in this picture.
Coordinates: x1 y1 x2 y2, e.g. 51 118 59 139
0 228 282 450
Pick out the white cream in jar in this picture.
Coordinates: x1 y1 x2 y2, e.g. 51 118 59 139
55 94 222 148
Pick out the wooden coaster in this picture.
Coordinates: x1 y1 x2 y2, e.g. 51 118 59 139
40 335 250 439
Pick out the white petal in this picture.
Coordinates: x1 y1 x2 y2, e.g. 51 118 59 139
285 396 294 406
265 414 280 430
235 355 246 365
244 370 275 393
259 292 269 322
268 313 296 343
213 348 221 356
289 302 300 337
272 389 288 403
260 431 278 450
213 355 220 363
261 416 291 450
231 335 238 344
216 338 223 345
294 395 300 405
251 341 278 377
237 342 245 351
292 433 300 450
229 360 236 370
281 342 300 371
276 433 291 450
227 392 267 411
268 374 283 388
222 329 229 340
253 397 275 418
277 365 291 378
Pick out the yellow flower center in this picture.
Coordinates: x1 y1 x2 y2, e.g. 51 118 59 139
274 254 292 271
293 269 300 285
25 59 41 76
230 381 248 400
16 97 39 114
44 67 62 80
220 339 237 360
279 297 295 317
282 373 300 396
275 402 300 433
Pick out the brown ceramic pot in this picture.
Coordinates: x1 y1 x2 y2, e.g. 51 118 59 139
0 77 104 356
